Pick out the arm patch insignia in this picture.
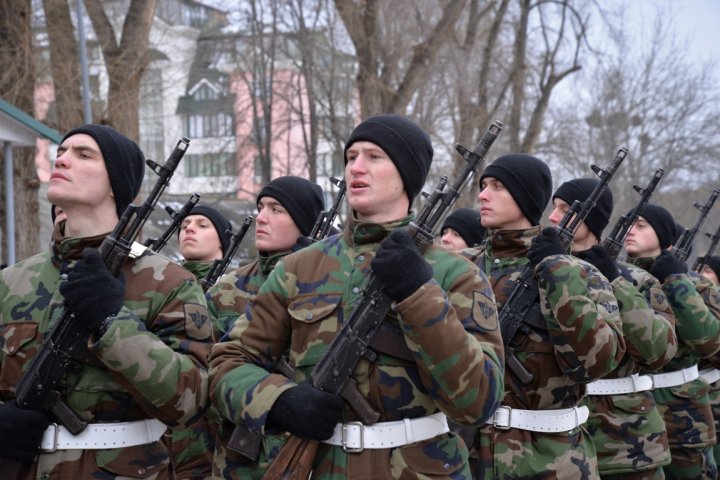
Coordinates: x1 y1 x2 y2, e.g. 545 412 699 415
184 303 212 340
472 290 498 331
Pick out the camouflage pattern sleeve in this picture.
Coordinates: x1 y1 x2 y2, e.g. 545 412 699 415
535 254 625 382
611 275 677 371
90 251 212 427
394 249 504 425
662 273 720 360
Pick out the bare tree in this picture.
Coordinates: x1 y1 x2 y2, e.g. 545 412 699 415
0 0 40 261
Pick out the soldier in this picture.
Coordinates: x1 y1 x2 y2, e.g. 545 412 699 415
701 256 720 286
463 155 626 479
549 179 676 479
165 204 231 479
0 124 211 478
205 175 325 479
439 207 486 251
209 114 504 478
178 204 233 280
624 204 720 479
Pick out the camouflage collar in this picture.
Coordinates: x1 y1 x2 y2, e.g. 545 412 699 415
485 226 540 259
628 255 656 271
182 260 215 280
51 223 107 268
258 250 291 275
343 213 413 247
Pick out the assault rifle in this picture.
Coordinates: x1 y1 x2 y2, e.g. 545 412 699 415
498 147 627 386
308 176 346 241
671 188 720 263
201 216 254 291
144 193 201 253
602 169 664 260
262 120 503 480
1 138 189 476
693 224 720 273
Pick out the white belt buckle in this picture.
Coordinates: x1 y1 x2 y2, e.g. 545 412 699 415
42 423 60 453
493 406 511 430
342 422 364 453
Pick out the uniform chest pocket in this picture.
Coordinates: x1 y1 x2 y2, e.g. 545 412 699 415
0 322 40 395
288 293 342 368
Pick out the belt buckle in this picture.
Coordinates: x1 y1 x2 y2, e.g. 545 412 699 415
492 406 511 430
341 422 364 453
42 423 59 453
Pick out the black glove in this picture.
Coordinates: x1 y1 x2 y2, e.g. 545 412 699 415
371 230 433 301
266 383 344 440
584 245 620 282
527 227 566 269
0 401 52 461
292 235 314 252
59 248 125 333
650 251 688 283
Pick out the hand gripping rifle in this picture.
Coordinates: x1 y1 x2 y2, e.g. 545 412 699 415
0 138 189 476
200 216 254 291
671 188 720 263
144 193 201 253
693 224 720 274
498 147 627 387
601 169 664 261
308 176 347 241
262 120 503 480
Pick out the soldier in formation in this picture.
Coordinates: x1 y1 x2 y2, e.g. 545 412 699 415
0 124 211 479
209 114 505 479
438 207 486 251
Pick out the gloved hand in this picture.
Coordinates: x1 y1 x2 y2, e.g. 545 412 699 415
59 248 125 334
292 235 314 252
584 245 620 282
0 401 51 461
371 230 433 301
650 251 688 283
527 227 566 269
266 383 344 440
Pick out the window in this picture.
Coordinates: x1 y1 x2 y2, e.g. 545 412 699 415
184 112 234 138
184 153 236 177
193 84 218 101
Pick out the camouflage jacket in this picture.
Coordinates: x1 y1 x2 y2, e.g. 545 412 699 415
580 259 676 474
183 260 214 284
463 227 625 480
209 214 504 479
0 226 211 479
630 256 720 448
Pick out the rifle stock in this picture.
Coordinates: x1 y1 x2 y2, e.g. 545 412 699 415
0 138 189 472
261 120 503 480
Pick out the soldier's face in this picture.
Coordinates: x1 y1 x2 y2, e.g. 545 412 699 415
625 217 662 257
345 141 409 223
702 268 720 286
478 177 530 230
48 134 114 214
439 227 469 251
255 197 302 254
179 215 223 262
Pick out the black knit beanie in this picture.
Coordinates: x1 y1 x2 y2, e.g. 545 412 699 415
257 176 325 236
343 114 433 205
61 124 146 218
441 208 486 247
635 203 676 249
186 205 233 256
705 256 720 279
553 178 613 240
479 154 552 225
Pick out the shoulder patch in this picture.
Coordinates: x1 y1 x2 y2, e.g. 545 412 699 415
472 290 498 331
184 303 212 340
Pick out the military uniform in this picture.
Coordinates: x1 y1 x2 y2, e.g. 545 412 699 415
206 253 291 479
630 256 720 479
582 262 676 479
210 215 505 479
0 226 211 479
465 227 626 479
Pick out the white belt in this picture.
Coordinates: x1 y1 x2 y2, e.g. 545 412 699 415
41 419 166 452
586 373 654 395
489 405 589 433
322 412 449 452
651 365 699 389
699 368 720 385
